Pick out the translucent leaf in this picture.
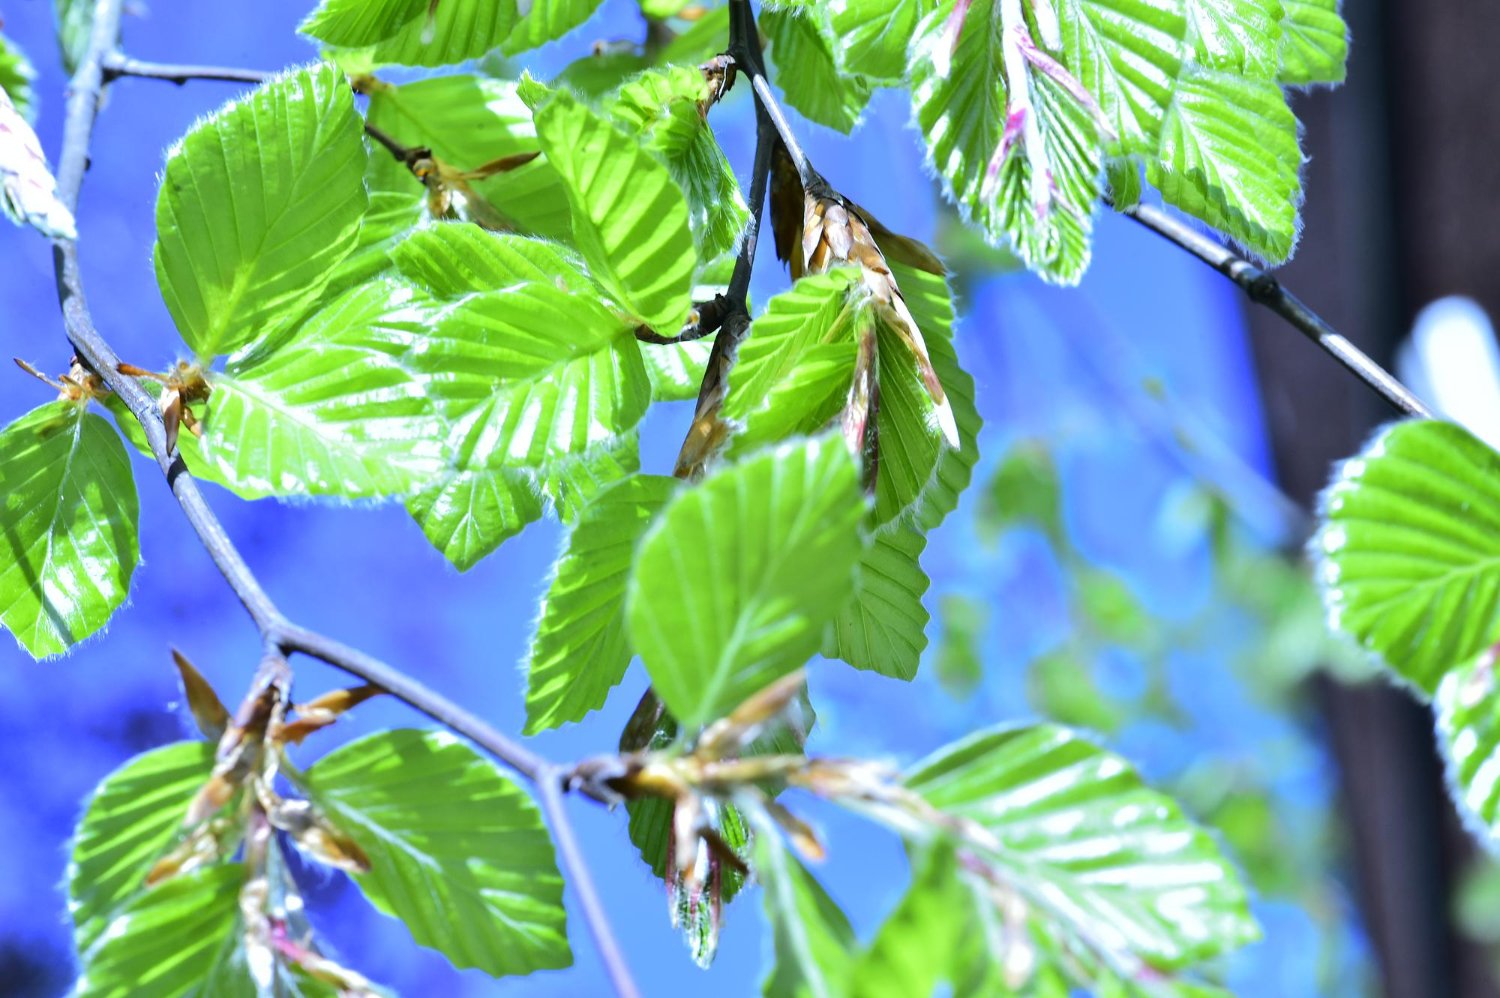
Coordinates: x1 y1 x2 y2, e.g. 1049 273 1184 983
1315 420 1500 694
1056 0 1186 154
1436 651 1500 843
823 527 930 680
0 403 138 659
756 827 856 997
910 1 1101 283
407 467 545 571
0 33 38 123
154 65 366 360
524 475 677 734
643 339 713 402
75 864 245 998
503 0 606 54
346 0 520 68
301 729 571 977
762 7 873 134
1184 0 1284 78
1277 0 1347 85
0 86 74 238
299 0 426 46
1148 65 1302 262
391 223 591 299
541 433 642 522
605 65 751 261
69 742 215 954
850 843 966 998
828 0 925 83
199 281 447 500
532 89 696 331
365 76 571 239
627 437 866 729
907 724 1260 972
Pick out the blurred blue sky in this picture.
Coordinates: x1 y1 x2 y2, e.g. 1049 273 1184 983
0 2 1361 995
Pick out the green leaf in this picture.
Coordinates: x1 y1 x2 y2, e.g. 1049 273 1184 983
1436 650 1500 843
605 65 751 261
69 742 215 954
391 223 592 299
407 466 545 571
911 1 1102 282
762 7 873 134
935 593 986 698
199 280 447 500
300 0 426 46
75 865 245 998
1277 0 1347 85
155 65 367 360
51 0 99 74
503 0 606 54
755 826 856 998
347 0 520 68
0 33 37 122
0 402 138 659
525 474 677 734
542 433 643 522
411 281 650 467
1148 65 1303 262
850 843 966 998
1315 420 1500 695
828 0 925 83
907 724 1259 972
823 526 930 680
302 729 571 977
627 437 866 729
1184 0 1285 78
533 89 696 331
1057 0 1187 154
365 76 572 239
643 338 713 402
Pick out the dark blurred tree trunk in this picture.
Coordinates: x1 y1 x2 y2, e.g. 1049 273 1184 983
1247 0 1500 995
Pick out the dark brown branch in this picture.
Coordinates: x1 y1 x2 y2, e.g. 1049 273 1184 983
635 296 733 345
537 768 643 998
101 53 271 86
1122 203 1434 420
727 0 815 188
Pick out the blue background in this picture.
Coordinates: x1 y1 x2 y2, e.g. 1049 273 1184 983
0 1 1364 994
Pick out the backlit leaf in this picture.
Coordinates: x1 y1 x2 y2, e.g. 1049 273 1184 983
1278 0 1347 85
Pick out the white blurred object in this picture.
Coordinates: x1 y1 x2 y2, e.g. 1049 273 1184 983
1398 296 1500 448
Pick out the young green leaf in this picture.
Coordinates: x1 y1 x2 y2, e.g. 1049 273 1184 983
1316 420 1500 694
407 466 545 572
627 437 866 729
391 224 592 299
828 0 926 84
154 65 367 360
1184 0 1285 78
532 89 697 332
849 843 967 998
1148 65 1302 262
0 33 38 123
365 76 571 239
605 65 751 261
301 729 571 977
344 0 520 69
525 474 678 734
907 724 1259 972
1 85 74 238
1278 0 1348 85
0 402 138 659
755 826 857 998
762 6 873 134
75 864 246 998
823 527 931 680
503 0 606 54
299 0 426 47
198 280 447 500
1436 649 1500 843
643 338 713 402
1056 0 1187 155
69 742 215 953
541 432 643 522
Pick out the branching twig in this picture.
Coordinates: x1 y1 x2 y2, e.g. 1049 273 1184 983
1122 202 1434 419
537 768 643 998
102 53 271 86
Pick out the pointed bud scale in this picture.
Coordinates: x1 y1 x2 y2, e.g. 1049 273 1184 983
172 649 231 741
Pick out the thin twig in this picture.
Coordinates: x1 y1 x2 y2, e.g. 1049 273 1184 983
1122 203 1434 419
47 3 593 807
537 768 643 998
728 0 815 188
102 53 271 85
